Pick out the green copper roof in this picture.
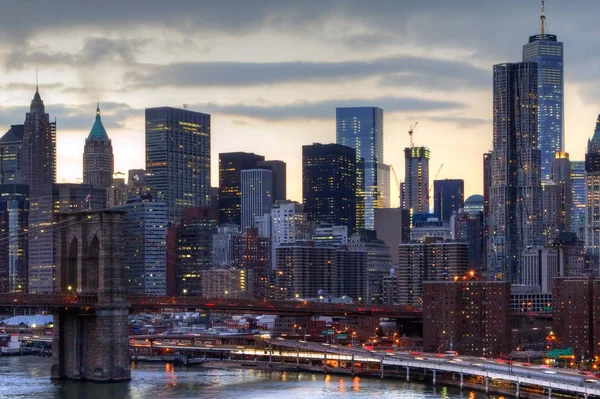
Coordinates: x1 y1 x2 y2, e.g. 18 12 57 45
87 103 109 141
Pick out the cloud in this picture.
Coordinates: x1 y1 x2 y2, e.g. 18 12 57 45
425 115 490 129
125 55 489 90
0 101 139 132
193 96 464 121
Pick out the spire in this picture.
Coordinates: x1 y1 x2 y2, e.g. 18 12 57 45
87 102 109 141
540 0 546 35
35 66 38 93
96 101 100 117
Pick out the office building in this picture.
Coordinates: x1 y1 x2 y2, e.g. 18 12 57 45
145 107 210 225
256 160 286 202
488 62 542 283
232 227 271 299
433 179 464 222
522 4 564 181
423 280 511 357
451 209 485 274
552 152 572 233
571 160 586 237
106 172 128 208
586 117 600 268
552 277 600 359
521 247 562 293
349 231 392 304
53 183 107 212
374 208 410 265
174 207 218 296
0 125 23 184
403 147 430 214
397 239 470 306
218 152 264 225
211 223 240 267
313 224 348 247
114 198 167 295
302 143 356 232
24 88 56 293
0 184 28 293
336 107 388 230
199 268 253 299
553 232 587 277
270 200 312 270
241 169 273 230
83 104 114 190
542 181 561 243
275 241 367 302
410 218 451 242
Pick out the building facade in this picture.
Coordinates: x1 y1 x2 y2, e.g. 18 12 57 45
585 117 600 267
551 152 573 233
522 11 564 181
488 62 542 283
336 107 388 230
240 169 273 230
256 160 286 202
145 107 210 225
270 200 312 270
174 207 218 296
433 179 464 222
211 223 240 267
23 88 56 293
403 147 430 214
218 152 264 225
423 280 511 357
302 143 356 232
571 160 586 237
0 125 23 184
83 104 114 190
0 184 28 293
115 199 167 295
397 240 470 306
232 227 271 299
374 208 410 266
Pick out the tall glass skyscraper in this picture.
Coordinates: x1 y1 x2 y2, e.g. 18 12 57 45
434 179 464 222
336 107 389 230
571 160 586 237
522 4 564 181
488 62 542 283
146 107 211 225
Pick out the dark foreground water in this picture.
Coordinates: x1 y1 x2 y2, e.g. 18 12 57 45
0 357 503 399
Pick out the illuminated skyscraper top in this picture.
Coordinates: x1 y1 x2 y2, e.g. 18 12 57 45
523 0 564 181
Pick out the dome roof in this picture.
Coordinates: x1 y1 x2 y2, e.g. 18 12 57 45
87 103 109 141
465 194 483 204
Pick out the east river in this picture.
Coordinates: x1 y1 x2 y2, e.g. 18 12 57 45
0 356 505 399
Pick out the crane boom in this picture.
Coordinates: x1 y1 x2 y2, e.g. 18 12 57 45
409 122 418 148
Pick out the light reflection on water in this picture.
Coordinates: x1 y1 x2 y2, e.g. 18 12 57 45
0 356 505 399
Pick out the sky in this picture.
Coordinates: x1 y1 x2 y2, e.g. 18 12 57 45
1 0 600 207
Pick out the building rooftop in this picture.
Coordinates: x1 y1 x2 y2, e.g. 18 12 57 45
0 125 24 143
87 103 109 141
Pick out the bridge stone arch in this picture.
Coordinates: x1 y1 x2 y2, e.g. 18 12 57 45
52 210 130 381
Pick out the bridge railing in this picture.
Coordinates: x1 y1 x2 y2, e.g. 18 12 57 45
0 293 98 307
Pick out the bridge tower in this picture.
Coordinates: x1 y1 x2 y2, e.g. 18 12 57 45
51 210 130 381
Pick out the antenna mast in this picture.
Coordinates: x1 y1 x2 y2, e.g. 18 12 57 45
540 0 546 35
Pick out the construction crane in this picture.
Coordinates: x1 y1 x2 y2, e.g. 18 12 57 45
409 122 418 148
427 163 445 205
390 165 402 206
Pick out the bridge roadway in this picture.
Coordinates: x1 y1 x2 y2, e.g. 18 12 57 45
264 339 600 398
0 293 421 318
21 334 600 397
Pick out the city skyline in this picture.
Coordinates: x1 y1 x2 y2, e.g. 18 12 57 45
1 1 599 205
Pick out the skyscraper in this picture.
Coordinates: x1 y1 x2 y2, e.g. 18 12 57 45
571 160 586 236
433 179 464 222
488 62 542 283
256 160 287 202
0 125 24 184
218 152 265 225
83 104 114 190
271 200 313 271
115 198 167 295
302 143 356 232
585 116 600 267
240 168 273 229
336 107 388 230
403 147 430 214
145 107 210 225
551 152 572 233
23 87 56 293
522 2 564 181
0 184 28 293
